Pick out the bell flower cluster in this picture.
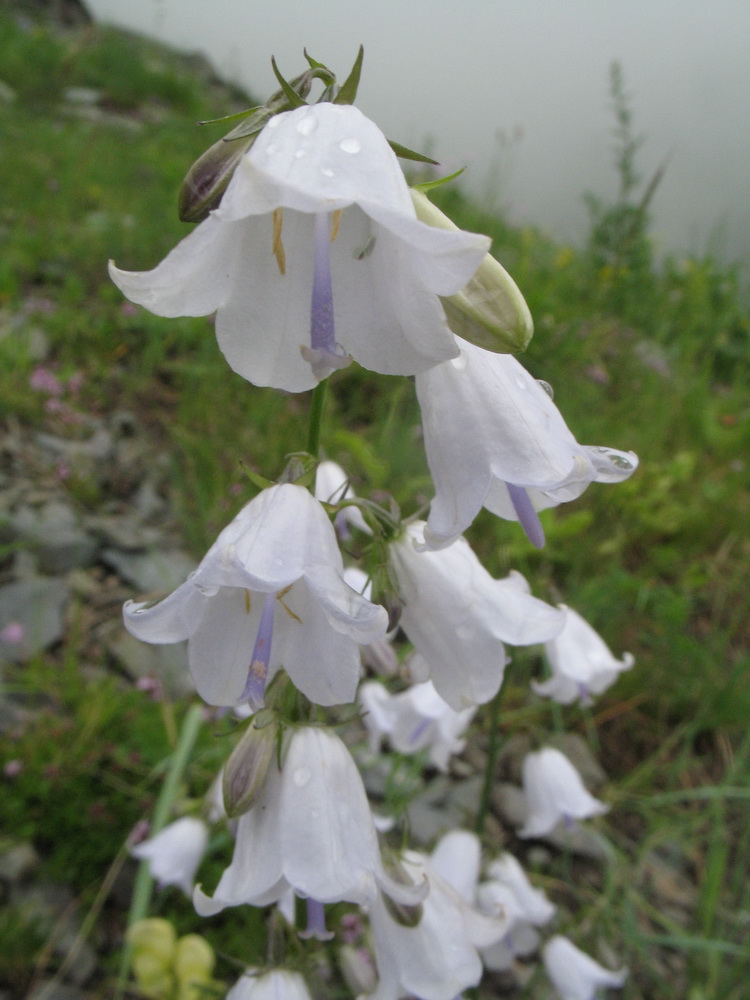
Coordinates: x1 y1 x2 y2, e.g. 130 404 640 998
365 831 507 1000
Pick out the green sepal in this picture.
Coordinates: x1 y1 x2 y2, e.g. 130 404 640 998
241 465 276 492
197 106 265 128
270 56 308 109
413 166 466 192
220 108 272 142
279 451 317 489
388 140 438 166
334 44 364 105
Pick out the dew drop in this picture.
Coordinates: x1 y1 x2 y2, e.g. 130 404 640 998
449 354 468 372
293 767 312 787
267 116 281 129
296 115 318 136
338 137 361 154
265 143 277 155
537 379 554 399
514 375 528 390
294 148 307 159
320 166 335 178
596 447 634 470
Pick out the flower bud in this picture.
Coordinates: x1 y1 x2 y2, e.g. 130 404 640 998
178 133 256 223
222 712 277 818
174 933 215 1000
126 918 176 999
339 944 378 994
410 188 534 353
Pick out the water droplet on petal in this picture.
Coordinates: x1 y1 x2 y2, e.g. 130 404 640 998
296 115 318 136
267 116 281 129
537 379 554 399
514 375 528 390
293 767 312 787
265 144 277 155
320 166 335 178
294 149 306 159
338 137 361 154
596 447 634 470
449 354 468 372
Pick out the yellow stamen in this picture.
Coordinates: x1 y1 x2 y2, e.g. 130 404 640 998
272 208 286 275
276 586 302 624
329 208 343 243
244 590 252 614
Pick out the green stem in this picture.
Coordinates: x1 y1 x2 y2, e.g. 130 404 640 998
475 679 506 837
114 701 204 999
307 379 328 459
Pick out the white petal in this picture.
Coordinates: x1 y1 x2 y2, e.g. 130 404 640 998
543 935 627 1000
519 748 608 838
227 969 314 1000
429 830 481 903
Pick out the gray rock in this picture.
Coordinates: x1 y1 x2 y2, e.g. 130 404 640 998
9 501 98 574
0 577 69 662
84 512 163 552
102 547 195 594
0 841 40 883
406 775 484 845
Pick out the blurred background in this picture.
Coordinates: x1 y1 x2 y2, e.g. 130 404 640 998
86 0 750 265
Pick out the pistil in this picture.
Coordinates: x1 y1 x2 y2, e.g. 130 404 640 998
506 483 545 549
241 591 276 708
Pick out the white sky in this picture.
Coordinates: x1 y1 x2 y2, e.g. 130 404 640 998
87 0 750 263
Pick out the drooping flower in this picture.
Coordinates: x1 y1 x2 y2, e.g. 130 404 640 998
518 747 608 838
542 935 627 1000
415 340 638 549
532 605 634 705
109 103 490 392
123 483 388 708
194 726 425 913
389 522 564 708
477 853 555 970
359 677 476 771
365 831 507 1000
131 817 209 896
226 968 314 1000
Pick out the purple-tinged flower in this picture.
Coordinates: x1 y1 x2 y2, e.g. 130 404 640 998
123 483 388 708
415 341 638 549
532 605 634 705
194 726 425 913
519 748 608 838
109 103 490 392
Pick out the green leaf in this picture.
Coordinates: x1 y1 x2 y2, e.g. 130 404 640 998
270 56 307 109
388 140 438 165
335 44 364 105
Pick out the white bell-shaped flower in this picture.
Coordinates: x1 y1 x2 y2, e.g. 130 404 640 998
123 483 387 708
477 852 555 970
519 747 608 838
389 522 564 708
194 726 425 913
543 935 627 1000
532 605 635 705
131 817 209 897
365 838 507 1000
227 968 314 1000
110 103 490 392
415 341 638 549
359 677 476 772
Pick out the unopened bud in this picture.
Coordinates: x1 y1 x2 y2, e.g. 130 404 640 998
339 944 377 994
410 188 534 353
178 133 255 223
222 712 277 818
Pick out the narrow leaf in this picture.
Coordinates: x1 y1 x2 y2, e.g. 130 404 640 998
270 56 307 108
413 167 466 192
